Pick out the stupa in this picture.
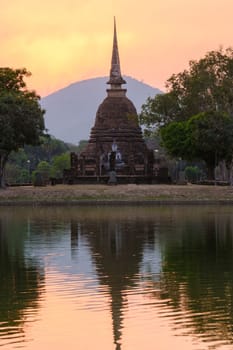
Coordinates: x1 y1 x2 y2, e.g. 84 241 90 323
64 19 163 184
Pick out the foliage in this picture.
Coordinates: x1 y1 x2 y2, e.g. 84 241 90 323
161 111 233 179
140 48 233 179
8 149 28 167
31 153 71 185
32 161 51 186
0 68 45 187
66 140 88 154
160 121 191 159
4 137 73 184
5 163 22 185
139 92 178 134
24 136 69 169
140 47 233 132
50 153 70 179
184 166 202 183
76 140 88 153
188 111 233 169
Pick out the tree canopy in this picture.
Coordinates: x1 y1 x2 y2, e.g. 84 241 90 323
0 68 45 187
140 48 233 179
161 111 233 179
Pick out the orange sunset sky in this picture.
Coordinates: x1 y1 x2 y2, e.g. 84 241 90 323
1 0 232 97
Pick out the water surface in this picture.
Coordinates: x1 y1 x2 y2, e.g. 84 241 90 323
0 205 233 349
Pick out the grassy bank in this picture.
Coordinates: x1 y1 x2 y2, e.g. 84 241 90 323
0 184 233 205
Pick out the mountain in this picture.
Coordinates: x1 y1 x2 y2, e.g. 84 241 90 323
41 76 162 144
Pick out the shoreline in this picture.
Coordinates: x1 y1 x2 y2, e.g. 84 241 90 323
1 184 233 206
1 200 233 206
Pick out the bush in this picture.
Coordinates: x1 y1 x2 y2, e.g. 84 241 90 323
184 166 202 183
32 161 51 186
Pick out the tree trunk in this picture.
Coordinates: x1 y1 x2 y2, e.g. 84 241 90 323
0 153 8 189
207 165 215 181
225 161 233 185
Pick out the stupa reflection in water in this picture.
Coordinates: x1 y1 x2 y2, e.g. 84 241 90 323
70 215 155 349
2 206 233 349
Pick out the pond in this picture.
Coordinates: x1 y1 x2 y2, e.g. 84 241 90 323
0 205 233 349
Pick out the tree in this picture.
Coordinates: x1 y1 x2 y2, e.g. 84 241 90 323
4 163 22 185
0 68 45 187
67 139 88 153
140 48 233 179
188 111 233 179
25 136 69 164
4 137 73 184
140 47 233 132
139 92 180 135
184 166 202 183
32 161 51 186
160 121 191 159
161 111 233 179
50 153 70 179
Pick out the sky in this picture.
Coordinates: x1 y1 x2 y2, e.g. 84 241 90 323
1 0 232 97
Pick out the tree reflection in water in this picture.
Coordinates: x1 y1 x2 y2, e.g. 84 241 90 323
0 213 45 344
148 207 233 346
1 206 233 349
69 206 233 348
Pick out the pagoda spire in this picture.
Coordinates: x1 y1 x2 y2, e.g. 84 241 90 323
107 17 126 89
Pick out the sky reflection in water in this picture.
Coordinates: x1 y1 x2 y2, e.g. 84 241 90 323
0 205 233 349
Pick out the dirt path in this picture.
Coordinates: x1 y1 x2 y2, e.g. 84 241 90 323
0 184 233 204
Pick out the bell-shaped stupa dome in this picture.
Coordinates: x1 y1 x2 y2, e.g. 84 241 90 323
83 18 148 168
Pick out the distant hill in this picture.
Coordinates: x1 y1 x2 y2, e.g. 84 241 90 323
41 76 162 144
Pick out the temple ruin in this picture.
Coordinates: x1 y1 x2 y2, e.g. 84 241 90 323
64 19 169 184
